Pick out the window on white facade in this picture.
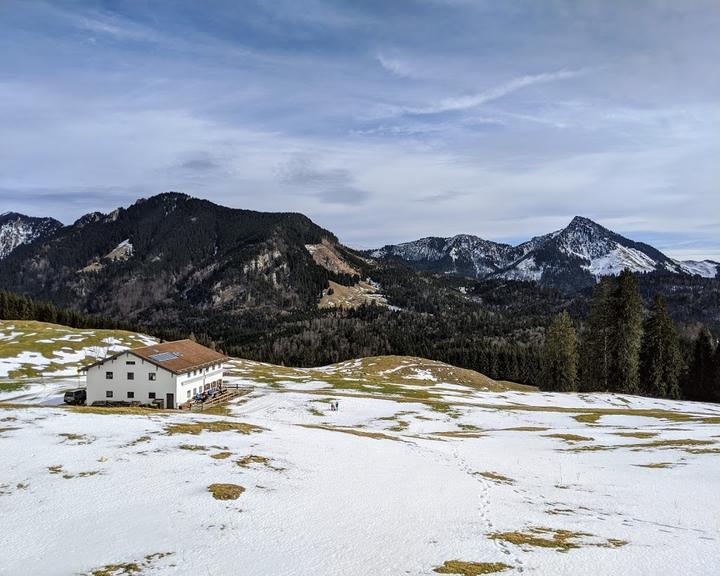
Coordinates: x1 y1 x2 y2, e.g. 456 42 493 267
186 390 191 398
105 371 113 379
127 372 134 380
127 391 135 399
149 392 156 399
149 372 157 381
126 360 136 365
106 390 113 398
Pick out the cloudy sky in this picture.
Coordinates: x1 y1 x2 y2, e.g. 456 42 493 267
1 1 718 259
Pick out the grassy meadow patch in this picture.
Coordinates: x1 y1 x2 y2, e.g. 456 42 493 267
165 420 264 436
489 527 627 552
433 560 511 575
207 483 245 500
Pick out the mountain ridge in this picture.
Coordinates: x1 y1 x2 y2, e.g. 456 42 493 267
0 195 717 322
371 215 719 290
0 192 348 323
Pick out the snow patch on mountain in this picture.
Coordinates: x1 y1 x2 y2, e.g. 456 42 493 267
676 260 719 278
498 256 543 281
0 212 61 260
584 245 658 276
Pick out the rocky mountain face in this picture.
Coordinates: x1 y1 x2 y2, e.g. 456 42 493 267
0 193 349 324
0 212 62 260
372 216 719 291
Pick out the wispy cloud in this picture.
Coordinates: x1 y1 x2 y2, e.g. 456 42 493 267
277 156 370 206
375 52 414 77
418 190 469 203
403 68 591 116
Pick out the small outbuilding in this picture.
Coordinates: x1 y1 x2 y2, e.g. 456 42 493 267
81 339 229 409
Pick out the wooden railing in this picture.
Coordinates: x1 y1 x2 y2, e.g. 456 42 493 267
187 385 251 412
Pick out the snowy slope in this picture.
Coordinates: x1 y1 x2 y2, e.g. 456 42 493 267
676 259 720 278
0 212 62 260
1 362 720 575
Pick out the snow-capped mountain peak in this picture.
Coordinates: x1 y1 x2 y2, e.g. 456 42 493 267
0 212 62 260
370 216 718 290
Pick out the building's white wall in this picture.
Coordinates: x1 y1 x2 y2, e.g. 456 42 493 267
85 353 226 408
177 364 225 404
85 351 175 405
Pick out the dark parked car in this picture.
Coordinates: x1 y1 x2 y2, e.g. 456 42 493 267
63 389 86 405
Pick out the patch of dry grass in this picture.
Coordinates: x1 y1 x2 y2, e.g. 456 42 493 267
475 471 514 485
683 447 720 454
210 451 232 460
200 404 233 417
68 406 168 416
501 426 549 432
165 420 264 436
58 432 93 444
235 454 284 471
88 562 141 576
179 444 207 451
546 508 576 516
84 552 173 576
431 430 484 439
489 527 626 552
207 483 245 500
573 413 602 424
433 560 511 574
125 435 151 447
543 433 594 443
612 431 658 439
568 438 714 453
48 464 101 480
298 423 406 442
631 438 713 449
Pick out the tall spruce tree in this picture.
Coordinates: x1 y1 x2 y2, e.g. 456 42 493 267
640 294 683 398
580 276 614 391
686 328 717 400
609 270 644 394
542 311 578 392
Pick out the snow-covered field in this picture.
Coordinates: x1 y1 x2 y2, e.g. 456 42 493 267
2 358 720 575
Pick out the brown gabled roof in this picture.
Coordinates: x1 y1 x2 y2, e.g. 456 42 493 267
82 339 229 375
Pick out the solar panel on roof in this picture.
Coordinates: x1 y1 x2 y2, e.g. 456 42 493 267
149 351 180 362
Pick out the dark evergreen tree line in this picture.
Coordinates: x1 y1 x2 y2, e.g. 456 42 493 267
541 269 719 401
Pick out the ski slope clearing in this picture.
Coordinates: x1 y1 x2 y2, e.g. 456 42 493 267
2 358 720 575
0 320 157 401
